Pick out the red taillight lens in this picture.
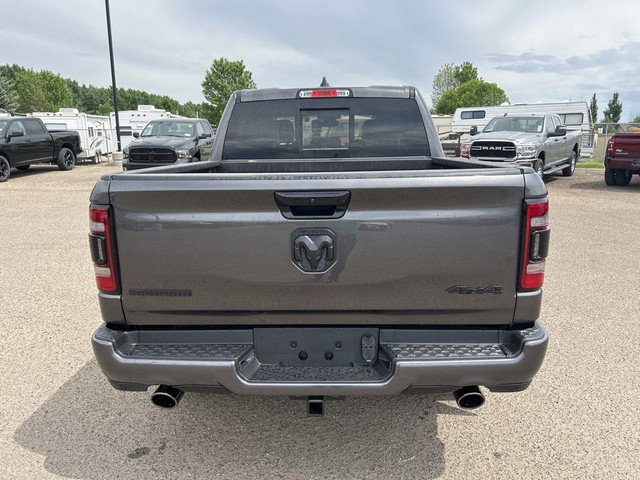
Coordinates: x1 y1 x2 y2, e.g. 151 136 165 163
460 143 471 158
607 137 615 156
89 206 117 293
311 89 338 98
520 199 550 291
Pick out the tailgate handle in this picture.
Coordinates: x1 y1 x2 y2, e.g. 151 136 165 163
274 191 351 219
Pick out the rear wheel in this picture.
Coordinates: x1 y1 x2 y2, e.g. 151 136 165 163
16 164 30 171
0 156 10 182
614 169 632 186
604 167 616 186
562 151 577 177
57 148 75 171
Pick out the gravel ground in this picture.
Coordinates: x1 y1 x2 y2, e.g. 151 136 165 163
0 164 638 479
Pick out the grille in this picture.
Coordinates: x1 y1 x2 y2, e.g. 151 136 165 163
129 147 177 163
471 141 516 159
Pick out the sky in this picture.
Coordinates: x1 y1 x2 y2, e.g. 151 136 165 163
2 0 640 121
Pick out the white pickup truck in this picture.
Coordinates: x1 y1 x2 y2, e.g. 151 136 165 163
460 113 581 178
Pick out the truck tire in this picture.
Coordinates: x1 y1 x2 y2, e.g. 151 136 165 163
614 170 632 186
57 148 76 171
16 165 31 171
0 156 10 182
562 151 577 177
604 167 616 186
534 159 544 178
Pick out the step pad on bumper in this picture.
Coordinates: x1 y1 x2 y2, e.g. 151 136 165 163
130 343 251 359
383 343 506 360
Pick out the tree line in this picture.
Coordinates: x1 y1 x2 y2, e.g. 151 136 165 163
0 64 222 123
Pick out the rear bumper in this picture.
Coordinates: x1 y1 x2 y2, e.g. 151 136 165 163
92 322 548 396
605 157 640 171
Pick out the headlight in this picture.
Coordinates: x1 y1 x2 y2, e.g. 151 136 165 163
516 144 538 157
123 148 129 158
176 149 192 159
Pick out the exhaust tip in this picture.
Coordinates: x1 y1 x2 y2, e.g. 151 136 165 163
151 385 184 409
453 386 485 410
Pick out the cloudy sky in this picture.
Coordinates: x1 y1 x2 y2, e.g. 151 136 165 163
2 0 640 120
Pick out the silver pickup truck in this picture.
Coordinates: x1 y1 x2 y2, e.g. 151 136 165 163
90 86 549 415
460 113 581 178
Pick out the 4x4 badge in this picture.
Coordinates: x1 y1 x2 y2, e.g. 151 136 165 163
446 285 503 295
291 228 336 273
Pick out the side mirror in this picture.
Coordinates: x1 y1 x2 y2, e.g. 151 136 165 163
469 126 478 136
133 132 140 138
548 126 567 137
7 131 24 139
198 133 212 139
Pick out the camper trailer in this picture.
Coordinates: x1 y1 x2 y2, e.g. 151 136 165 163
30 109 115 163
111 105 181 149
452 102 594 157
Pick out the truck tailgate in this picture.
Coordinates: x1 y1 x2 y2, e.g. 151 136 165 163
109 170 525 326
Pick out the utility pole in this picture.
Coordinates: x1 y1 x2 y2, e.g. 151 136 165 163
105 0 121 151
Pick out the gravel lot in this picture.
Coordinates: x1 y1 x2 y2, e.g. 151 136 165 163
1 163 638 479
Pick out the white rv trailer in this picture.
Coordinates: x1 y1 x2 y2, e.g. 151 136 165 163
452 102 594 157
111 105 181 149
30 108 116 163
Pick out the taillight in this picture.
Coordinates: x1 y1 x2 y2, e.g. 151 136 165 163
520 199 550 291
298 89 351 98
607 137 615 156
89 206 118 293
460 143 471 158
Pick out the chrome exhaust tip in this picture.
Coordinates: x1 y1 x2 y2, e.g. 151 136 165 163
453 386 485 410
151 385 184 409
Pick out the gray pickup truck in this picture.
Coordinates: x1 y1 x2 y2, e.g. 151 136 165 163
90 86 549 415
460 113 581 178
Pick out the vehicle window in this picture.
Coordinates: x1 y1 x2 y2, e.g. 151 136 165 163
558 113 583 126
0 120 7 131
222 98 429 159
461 110 485 120
44 123 68 130
141 121 195 137
484 116 544 133
7 120 27 136
203 122 214 135
24 119 46 135
196 122 205 136
545 116 557 133
119 126 133 137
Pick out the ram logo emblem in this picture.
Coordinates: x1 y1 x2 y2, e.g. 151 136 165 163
291 229 336 273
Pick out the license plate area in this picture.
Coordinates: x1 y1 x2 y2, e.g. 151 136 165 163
253 327 379 367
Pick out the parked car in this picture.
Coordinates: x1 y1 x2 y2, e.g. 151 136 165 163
460 113 581 178
604 133 640 186
0 117 82 182
90 86 549 415
122 118 215 170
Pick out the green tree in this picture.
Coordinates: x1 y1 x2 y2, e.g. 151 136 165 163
602 92 622 124
435 79 509 115
202 58 256 126
431 63 458 107
0 74 18 111
431 61 481 109
588 93 597 124
14 69 72 112
454 61 479 85
631 113 640 124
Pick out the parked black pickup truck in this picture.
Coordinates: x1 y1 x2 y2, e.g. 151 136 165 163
0 116 82 182
122 118 215 170
90 86 549 415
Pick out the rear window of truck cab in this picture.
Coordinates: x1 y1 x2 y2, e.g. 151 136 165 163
222 98 430 159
